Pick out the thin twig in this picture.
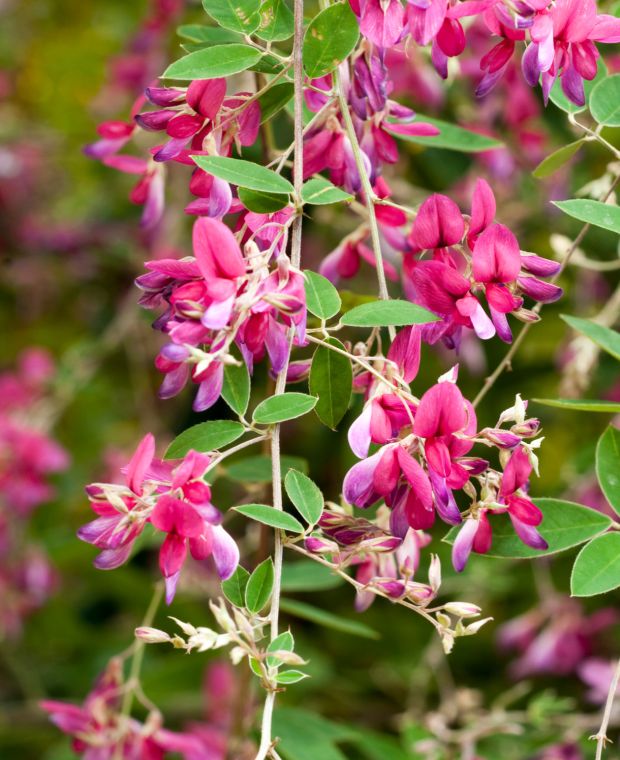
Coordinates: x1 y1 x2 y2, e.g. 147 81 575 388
255 2 304 758
591 656 620 760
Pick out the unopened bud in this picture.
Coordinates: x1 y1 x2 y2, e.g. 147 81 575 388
135 627 171 644
169 617 197 636
443 602 481 618
428 554 442 592
464 617 493 635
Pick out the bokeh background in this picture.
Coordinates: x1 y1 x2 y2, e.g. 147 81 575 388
1 0 619 758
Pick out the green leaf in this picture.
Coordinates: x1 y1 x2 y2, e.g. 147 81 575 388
245 558 274 613
303 3 359 79
234 503 304 533
275 670 309 684
177 24 242 44
389 115 503 152
226 454 308 482
256 0 295 41
304 271 341 320
589 73 620 127
561 315 620 361
258 82 294 123
163 44 262 80
280 560 342 592
553 199 620 235
443 498 612 558
596 425 620 515
164 420 245 459
253 392 318 424
549 59 608 114
280 598 380 639
221 357 251 415
267 630 294 653
221 565 250 607
309 338 352 429
202 0 260 34
571 532 620 596
532 140 585 179
192 155 294 194
238 187 290 213
284 469 324 526
533 398 620 413
341 299 440 327
301 177 353 205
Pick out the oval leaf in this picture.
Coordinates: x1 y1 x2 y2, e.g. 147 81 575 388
163 44 262 80
222 358 251 416
238 187 290 213
596 425 620 515
532 140 584 179
571 532 620 597
165 420 245 459
304 271 341 320
301 177 353 205
309 338 352 429
221 565 250 607
245 558 274 613
553 199 620 235
177 24 242 44
561 315 620 361
303 3 359 79
589 74 620 127
202 0 260 33
443 498 612 558
284 469 324 526
253 392 317 424
256 0 295 41
234 503 304 533
192 155 294 194
341 299 439 327
275 670 309 684
532 398 620 413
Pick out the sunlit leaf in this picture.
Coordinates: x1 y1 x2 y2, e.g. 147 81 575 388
571 533 620 596
163 44 262 80
245 558 274 613
192 155 294 194
253 392 318 424
165 420 245 459
234 503 304 533
303 3 359 78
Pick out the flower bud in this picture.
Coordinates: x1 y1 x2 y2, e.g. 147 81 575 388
443 602 482 618
428 554 442 592
464 617 493 635
135 627 171 644
305 536 339 554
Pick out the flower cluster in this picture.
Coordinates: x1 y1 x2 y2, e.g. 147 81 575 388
78 433 239 603
0 349 68 637
136 216 306 411
339 328 547 570
404 179 562 346
353 0 620 106
41 658 236 759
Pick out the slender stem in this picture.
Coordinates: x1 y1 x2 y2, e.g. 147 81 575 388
256 3 304 758
473 172 620 409
114 583 163 759
333 65 396 340
592 656 620 760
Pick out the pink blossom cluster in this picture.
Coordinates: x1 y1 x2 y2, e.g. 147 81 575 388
0 349 68 637
78 433 239 603
136 216 306 411
41 658 239 759
353 0 620 106
333 327 547 570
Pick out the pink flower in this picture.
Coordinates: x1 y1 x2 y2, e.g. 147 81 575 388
78 435 238 603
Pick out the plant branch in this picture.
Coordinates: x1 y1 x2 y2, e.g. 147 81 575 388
256 2 304 758
591 656 620 760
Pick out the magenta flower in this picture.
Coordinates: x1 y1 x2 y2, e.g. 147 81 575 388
78 434 238 603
